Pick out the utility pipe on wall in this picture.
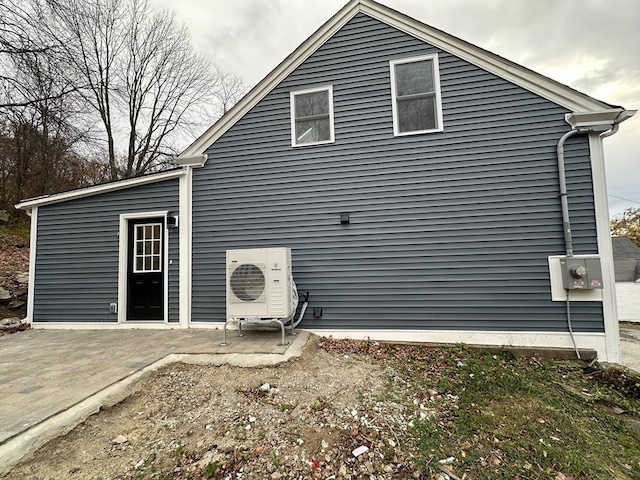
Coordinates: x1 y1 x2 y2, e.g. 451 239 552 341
556 129 579 257
555 123 617 360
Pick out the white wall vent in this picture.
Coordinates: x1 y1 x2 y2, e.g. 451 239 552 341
226 248 295 319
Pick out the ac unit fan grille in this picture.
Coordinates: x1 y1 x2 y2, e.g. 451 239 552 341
229 263 265 302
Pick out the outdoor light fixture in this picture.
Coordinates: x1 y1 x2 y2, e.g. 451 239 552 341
167 213 179 229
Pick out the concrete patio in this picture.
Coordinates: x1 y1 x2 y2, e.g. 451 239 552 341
0 328 309 473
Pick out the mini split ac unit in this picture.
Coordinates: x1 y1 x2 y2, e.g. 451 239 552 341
226 247 295 319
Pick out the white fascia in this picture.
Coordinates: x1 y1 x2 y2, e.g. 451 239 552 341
179 166 193 327
588 132 621 363
15 169 185 210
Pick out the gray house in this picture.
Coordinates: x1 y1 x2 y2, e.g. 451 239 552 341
16 0 635 362
612 237 640 322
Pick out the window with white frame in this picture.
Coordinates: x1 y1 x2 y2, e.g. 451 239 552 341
134 223 162 272
390 54 443 135
290 86 334 146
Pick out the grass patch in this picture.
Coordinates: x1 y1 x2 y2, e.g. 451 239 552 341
318 338 640 479
0 222 30 243
413 350 640 478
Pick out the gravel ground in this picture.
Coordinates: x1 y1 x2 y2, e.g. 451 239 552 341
5 337 438 479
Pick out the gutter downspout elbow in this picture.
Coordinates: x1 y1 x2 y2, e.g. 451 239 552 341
600 122 619 139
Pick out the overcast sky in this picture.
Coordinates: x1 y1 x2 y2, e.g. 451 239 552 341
150 0 639 216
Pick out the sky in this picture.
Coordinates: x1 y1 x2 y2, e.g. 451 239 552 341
150 0 640 217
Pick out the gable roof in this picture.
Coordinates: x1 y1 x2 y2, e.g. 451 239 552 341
612 237 640 282
177 0 632 165
612 237 640 259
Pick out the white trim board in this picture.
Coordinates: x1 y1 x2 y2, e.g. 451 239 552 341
589 132 621 363
15 169 184 210
29 322 181 330
178 167 193 327
304 329 611 362
290 85 335 147
24 206 38 324
176 0 628 163
118 211 170 324
389 53 444 136
27 321 611 361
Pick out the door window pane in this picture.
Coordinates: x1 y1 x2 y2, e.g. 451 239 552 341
133 222 163 273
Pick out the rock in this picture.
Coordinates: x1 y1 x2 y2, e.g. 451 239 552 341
15 272 29 284
14 289 27 300
112 435 128 445
0 317 21 330
8 299 25 310
0 287 11 302
0 210 8 227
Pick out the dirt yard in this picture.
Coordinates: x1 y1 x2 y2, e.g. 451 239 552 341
5 338 429 479
4 336 640 480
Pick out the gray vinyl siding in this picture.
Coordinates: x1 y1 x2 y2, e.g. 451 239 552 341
191 13 602 332
34 179 180 323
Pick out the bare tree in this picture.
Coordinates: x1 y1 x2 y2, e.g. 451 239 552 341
213 65 249 116
0 0 77 109
0 48 103 217
44 0 217 180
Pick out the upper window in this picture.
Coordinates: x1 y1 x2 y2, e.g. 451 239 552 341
290 86 334 147
390 54 443 136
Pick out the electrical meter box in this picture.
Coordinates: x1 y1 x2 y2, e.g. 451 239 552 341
559 256 603 290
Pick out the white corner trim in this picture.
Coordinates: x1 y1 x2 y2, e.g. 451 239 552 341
179 167 193 327
588 132 620 363
24 206 38 324
305 329 610 361
15 170 184 210
118 211 170 324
